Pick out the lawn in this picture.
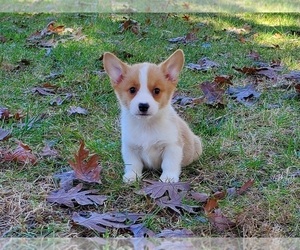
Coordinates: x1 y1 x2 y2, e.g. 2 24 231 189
0 13 299 238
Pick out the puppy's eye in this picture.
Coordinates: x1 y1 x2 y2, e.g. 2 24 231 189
153 88 160 95
129 87 136 94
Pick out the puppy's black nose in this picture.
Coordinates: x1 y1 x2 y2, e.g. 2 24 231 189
139 103 149 112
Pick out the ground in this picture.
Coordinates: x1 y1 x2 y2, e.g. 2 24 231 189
0 13 299 238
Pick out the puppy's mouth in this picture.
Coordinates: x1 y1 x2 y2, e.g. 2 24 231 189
136 113 151 117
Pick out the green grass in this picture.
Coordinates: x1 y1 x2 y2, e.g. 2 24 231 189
0 13 300 237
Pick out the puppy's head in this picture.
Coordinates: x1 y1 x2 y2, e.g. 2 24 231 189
103 49 184 118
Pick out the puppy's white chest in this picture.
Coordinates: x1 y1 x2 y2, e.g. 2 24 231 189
139 142 165 169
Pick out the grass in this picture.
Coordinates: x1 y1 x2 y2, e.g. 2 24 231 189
0 13 300 238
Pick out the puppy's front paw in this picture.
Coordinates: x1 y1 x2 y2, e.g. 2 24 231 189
159 173 179 183
123 171 141 183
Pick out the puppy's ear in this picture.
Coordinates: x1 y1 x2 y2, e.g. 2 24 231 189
159 49 184 83
103 52 129 85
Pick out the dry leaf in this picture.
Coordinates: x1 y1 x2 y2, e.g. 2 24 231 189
47 183 107 207
283 71 300 81
186 57 219 71
155 195 198 214
129 223 155 237
168 32 198 44
2 141 37 165
247 50 260 61
204 197 218 214
155 228 194 238
190 191 209 203
226 84 261 106
40 144 58 157
207 209 236 231
31 83 57 96
68 141 101 184
199 81 227 106
213 75 233 86
0 107 10 120
137 179 191 200
68 106 88 115
0 128 11 141
72 211 144 233
237 179 254 195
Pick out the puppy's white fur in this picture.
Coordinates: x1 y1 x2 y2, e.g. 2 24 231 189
103 49 202 183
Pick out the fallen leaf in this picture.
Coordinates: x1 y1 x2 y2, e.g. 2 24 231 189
49 93 73 106
47 183 107 207
53 171 76 190
38 38 58 48
72 211 144 233
226 187 237 197
1 59 30 72
213 75 233 87
44 72 64 80
0 107 24 121
204 197 218 214
129 223 155 237
207 209 236 231
182 14 190 21
233 64 282 80
137 180 191 200
226 84 261 106
0 128 11 141
120 19 140 35
224 26 250 35
155 228 194 238
31 83 57 96
283 71 300 82
213 191 227 200
186 57 219 71
155 195 198 214
68 106 88 115
40 144 58 157
172 93 204 106
190 191 209 203
247 50 260 61
199 81 227 106
237 179 254 195
168 32 197 44
2 141 37 165
68 141 101 184
0 107 10 120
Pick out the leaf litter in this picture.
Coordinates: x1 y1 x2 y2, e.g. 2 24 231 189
226 84 261 107
67 106 88 115
137 180 197 214
47 183 107 208
0 128 11 141
186 57 220 71
68 141 101 184
1 140 37 165
72 211 145 233
27 21 86 48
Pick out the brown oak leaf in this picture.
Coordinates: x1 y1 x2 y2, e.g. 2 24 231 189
72 211 144 233
2 141 37 165
68 141 101 184
137 179 191 200
47 183 106 208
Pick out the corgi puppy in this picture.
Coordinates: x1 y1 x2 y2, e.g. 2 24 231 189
103 49 202 183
